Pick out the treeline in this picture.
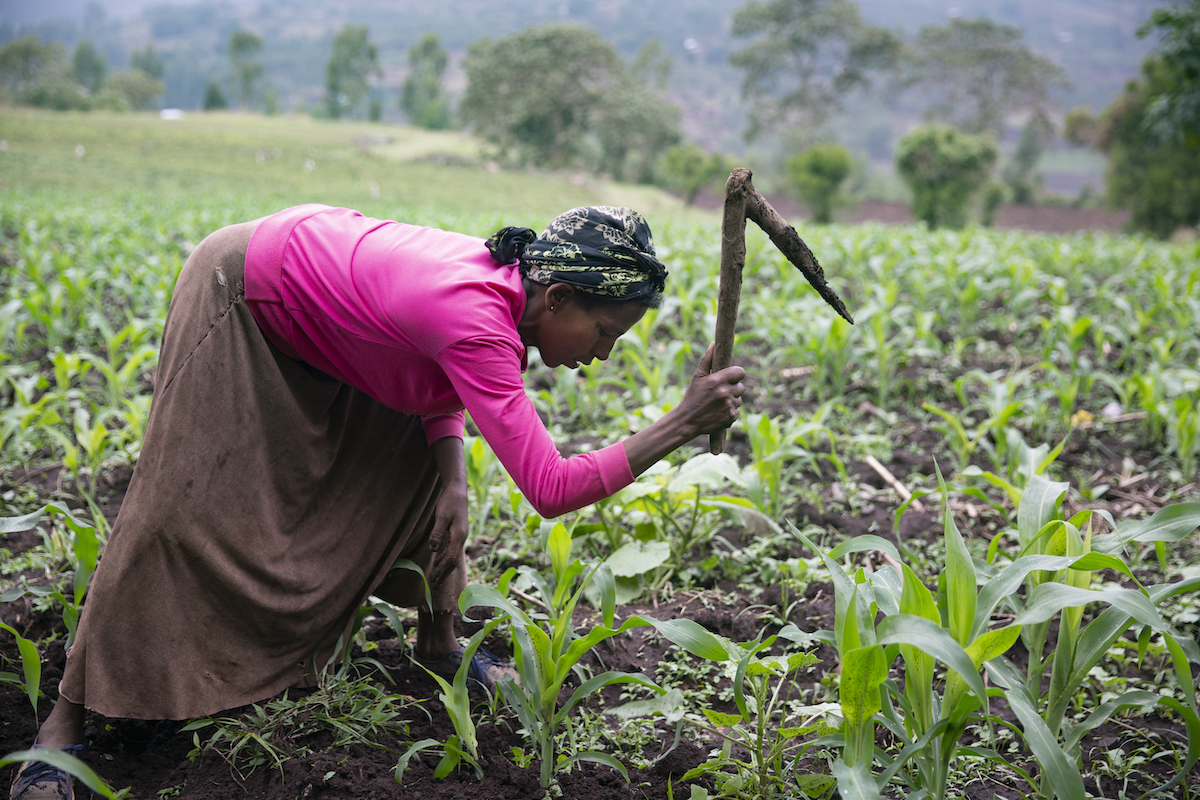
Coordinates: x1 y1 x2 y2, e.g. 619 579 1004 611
0 35 164 112
2 0 1196 238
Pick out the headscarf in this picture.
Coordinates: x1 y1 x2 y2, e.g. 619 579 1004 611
485 206 668 301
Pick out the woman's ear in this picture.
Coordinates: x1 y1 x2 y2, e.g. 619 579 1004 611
545 283 575 312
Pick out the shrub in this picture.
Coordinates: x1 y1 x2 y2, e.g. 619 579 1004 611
896 124 997 229
787 143 853 223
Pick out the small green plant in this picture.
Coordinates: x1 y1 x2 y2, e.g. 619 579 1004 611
184 659 422 780
1 503 100 649
664 625 832 799
461 521 735 789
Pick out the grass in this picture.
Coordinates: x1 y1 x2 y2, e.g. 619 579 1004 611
0 107 715 228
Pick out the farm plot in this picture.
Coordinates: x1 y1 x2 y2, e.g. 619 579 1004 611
2 190 1200 800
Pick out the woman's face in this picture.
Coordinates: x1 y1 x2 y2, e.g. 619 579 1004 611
536 291 647 369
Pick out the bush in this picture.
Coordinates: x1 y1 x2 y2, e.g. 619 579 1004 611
656 143 730 205
787 144 853 223
203 79 227 111
895 124 997 229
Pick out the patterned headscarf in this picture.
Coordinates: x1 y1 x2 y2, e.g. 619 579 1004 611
485 206 668 301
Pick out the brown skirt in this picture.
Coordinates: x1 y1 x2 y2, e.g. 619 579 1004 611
59 219 464 720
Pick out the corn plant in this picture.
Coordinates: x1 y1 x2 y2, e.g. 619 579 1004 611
1 503 100 649
792 475 1023 800
394 618 504 782
459 521 734 789
981 476 1200 797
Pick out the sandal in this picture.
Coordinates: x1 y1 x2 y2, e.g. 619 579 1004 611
9 744 84 800
414 646 519 692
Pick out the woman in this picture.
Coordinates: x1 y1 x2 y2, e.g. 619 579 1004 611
11 205 745 799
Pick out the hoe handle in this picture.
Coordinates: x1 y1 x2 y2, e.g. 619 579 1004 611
708 168 854 456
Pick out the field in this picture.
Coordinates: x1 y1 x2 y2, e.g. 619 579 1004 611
2 108 1200 800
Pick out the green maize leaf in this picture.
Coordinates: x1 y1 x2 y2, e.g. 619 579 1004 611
549 559 586 614
867 566 902 618
434 734 469 779
0 749 124 799
393 559 435 620
965 625 1022 667
1014 583 1164 629
987 661 1086 800
547 522 571 583
1067 552 1144 591
791 523 866 650
840 644 886 758
557 750 629 781
827 534 902 564
459 583 533 627
604 540 671 578
0 622 40 713
641 617 736 663
592 562 616 629
972 554 1076 639
1165 633 1198 716
830 758 881 800
557 671 659 724
1062 690 1158 752
1018 475 1069 554
942 503 976 647
1097 502 1200 552
899 564 938 733
943 625 1021 726
0 507 46 534
875 615 988 715
1154 696 1200 798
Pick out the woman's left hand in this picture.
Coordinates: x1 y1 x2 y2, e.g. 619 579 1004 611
427 479 469 588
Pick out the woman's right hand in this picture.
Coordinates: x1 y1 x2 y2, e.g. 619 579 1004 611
678 342 746 436
621 342 747 477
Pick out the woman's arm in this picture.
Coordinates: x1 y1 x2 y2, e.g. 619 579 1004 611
622 343 745 477
426 435 469 588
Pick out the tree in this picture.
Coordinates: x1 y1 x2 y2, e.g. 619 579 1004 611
400 32 452 130
103 69 164 110
902 18 1068 135
788 144 853 223
72 40 106 95
203 78 227 111
1002 110 1054 204
0 36 66 97
729 0 901 141
325 25 380 120
896 124 997 229
1098 57 1200 238
1063 106 1098 148
595 42 682 182
130 44 164 81
229 29 264 110
460 23 619 166
657 143 731 205
1137 1 1200 144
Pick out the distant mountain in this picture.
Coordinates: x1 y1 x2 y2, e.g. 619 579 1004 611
2 0 1160 159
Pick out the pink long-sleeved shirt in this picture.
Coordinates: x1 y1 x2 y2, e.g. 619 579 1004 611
243 204 634 518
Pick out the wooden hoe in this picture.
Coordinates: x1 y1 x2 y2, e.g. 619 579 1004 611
710 167 856 455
